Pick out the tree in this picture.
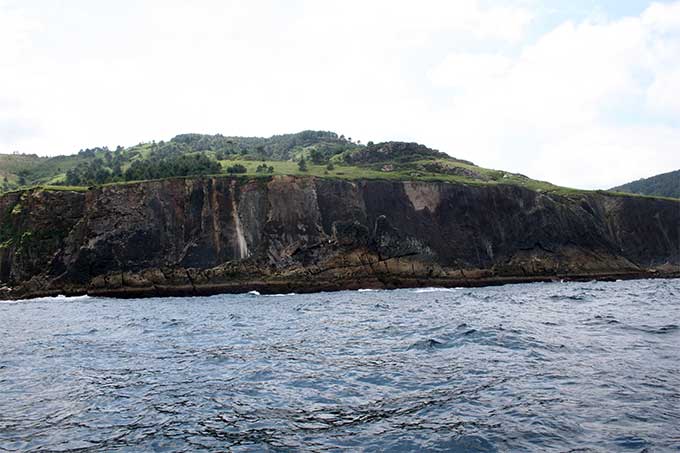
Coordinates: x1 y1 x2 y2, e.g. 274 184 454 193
65 169 81 185
112 161 123 178
227 164 247 174
255 162 275 174
298 157 308 172
309 148 325 165
95 168 111 184
123 154 222 181
326 162 335 171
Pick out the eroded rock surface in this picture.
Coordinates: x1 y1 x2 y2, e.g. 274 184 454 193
1 176 678 299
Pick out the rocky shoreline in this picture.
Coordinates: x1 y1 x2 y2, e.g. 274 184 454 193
1 176 679 301
3 271 679 301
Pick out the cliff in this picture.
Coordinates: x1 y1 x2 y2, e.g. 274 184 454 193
1 176 679 299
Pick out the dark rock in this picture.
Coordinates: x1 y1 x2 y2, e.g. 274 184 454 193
332 220 370 246
344 141 473 165
0 176 678 300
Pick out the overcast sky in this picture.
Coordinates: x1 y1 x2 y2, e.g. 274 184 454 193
1 0 679 189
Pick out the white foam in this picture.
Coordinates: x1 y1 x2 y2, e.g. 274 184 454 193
247 290 261 296
413 287 459 293
0 294 93 304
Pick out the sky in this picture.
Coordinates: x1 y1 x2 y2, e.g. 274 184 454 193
1 0 679 189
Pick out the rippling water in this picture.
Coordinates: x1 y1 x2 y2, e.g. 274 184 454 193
1 279 679 452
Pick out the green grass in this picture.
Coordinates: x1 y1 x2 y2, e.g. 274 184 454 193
0 161 621 197
39 185 89 192
0 185 90 196
0 136 600 198
0 153 86 184
594 190 680 202
2 154 678 203
214 159 596 197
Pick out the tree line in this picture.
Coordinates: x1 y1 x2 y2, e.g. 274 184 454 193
65 153 222 186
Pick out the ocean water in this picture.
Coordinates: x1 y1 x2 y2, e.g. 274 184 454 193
1 279 679 452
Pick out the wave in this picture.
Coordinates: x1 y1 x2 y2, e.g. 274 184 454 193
243 290 299 297
413 287 460 293
0 294 93 304
408 338 446 350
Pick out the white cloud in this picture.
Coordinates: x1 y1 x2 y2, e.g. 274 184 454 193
646 69 680 115
430 53 512 87
0 2 40 66
0 0 534 154
526 125 680 189
428 2 680 188
642 0 680 31
1 1 679 189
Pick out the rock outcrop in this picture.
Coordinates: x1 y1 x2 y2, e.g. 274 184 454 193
1 176 678 299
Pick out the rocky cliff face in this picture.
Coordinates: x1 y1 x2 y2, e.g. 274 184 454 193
1 176 678 299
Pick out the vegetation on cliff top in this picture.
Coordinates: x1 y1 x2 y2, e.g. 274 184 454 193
0 131 356 191
610 169 680 199
0 130 676 200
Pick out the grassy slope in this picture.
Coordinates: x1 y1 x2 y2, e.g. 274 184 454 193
1 138 678 202
611 169 680 199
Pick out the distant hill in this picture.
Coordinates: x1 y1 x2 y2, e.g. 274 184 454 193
611 170 680 199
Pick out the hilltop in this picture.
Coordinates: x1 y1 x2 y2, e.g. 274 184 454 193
611 169 680 199
1 130 569 195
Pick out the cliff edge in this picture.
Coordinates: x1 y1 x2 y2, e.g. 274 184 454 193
1 176 678 299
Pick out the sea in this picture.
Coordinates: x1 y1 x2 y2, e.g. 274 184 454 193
1 279 679 452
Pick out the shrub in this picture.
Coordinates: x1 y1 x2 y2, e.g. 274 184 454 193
227 164 248 174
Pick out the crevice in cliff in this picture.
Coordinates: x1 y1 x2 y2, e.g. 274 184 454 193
185 269 197 294
230 180 249 260
211 179 222 258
